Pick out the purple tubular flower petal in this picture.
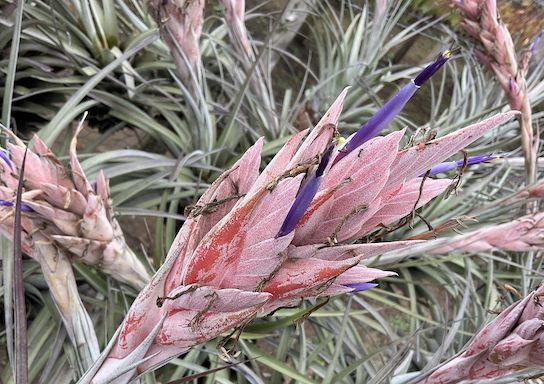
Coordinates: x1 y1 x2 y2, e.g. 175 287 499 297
333 81 418 165
0 199 33 213
333 51 452 165
0 150 14 170
277 144 335 237
21 204 33 213
422 154 496 177
414 51 451 86
0 199 14 208
344 282 378 292
530 31 544 53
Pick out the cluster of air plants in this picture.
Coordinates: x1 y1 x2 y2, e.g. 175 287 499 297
1 0 544 383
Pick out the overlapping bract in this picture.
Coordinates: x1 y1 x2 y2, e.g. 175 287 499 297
426 283 544 383
80 86 517 382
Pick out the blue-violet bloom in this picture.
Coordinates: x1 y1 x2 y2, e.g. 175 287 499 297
333 50 453 165
344 282 378 292
0 150 14 170
422 154 496 177
0 199 33 212
277 144 335 237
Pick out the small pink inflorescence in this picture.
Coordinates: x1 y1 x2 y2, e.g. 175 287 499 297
426 282 544 384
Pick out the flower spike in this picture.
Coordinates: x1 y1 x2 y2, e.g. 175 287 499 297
333 50 453 165
82 91 516 383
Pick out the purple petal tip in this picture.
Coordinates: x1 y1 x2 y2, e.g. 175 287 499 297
277 145 335 237
414 50 452 86
423 154 496 177
0 150 14 171
344 282 378 292
0 199 33 213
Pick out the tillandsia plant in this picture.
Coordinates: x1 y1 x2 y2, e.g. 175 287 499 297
0 120 150 371
151 0 280 140
78 51 519 383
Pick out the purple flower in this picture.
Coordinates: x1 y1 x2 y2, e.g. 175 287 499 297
0 199 33 213
530 31 544 53
333 51 453 165
344 282 378 292
422 154 496 177
0 150 14 170
277 144 334 237
413 51 452 86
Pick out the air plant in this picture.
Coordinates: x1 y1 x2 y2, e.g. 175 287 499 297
425 281 544 383
0 120 150 371
78 50 518 382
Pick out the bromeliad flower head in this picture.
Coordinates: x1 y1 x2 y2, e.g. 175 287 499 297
334 50 453 164
81 76 517 382
151 0 205 82
0 128 150 288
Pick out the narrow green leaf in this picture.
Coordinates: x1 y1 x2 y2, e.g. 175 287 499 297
14 148 28 384
1 0 24 129
244 344 317 384
39 30 159 145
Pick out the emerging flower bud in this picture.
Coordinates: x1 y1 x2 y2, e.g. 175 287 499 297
0 198 33 212
277 144 335 237
344 282 378 292
334 50 453 165
422 154 496 177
